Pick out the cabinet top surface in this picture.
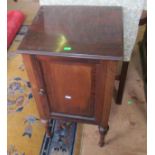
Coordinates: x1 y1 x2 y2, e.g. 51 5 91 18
18 6 123 60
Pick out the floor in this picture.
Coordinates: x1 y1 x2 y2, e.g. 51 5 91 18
80 45 147 155
8 1 147 155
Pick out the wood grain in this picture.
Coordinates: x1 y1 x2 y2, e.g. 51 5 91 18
18 6 123 145
99 61 118 128
40 59 95 117
18 6 123 60
22 54 50 119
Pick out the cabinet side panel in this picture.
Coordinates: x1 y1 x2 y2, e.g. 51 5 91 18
22 54 50 119
95 62 107 123
96 61 118 127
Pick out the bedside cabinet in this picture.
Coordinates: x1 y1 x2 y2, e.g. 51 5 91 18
17 6 123 146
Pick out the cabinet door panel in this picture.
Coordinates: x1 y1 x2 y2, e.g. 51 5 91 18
22 55 51 119
40 61 96 117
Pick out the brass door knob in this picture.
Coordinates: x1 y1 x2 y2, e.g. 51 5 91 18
39 88 45 96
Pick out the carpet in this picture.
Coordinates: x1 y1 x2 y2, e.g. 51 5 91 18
7 30 83 155
40 120 77 155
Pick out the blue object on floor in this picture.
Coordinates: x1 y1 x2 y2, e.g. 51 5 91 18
40 120 77 155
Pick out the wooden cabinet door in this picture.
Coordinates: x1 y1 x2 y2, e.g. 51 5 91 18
37 56 96 118
23 55 117 125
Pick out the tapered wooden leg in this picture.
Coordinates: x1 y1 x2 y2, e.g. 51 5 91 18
116 61 129 105
41 119 52 137
98 125 109 147
98 61 117 146
139 28 147 100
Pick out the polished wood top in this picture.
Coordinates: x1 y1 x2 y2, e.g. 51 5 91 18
18 6 123 60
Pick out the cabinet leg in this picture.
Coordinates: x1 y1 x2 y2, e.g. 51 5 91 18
116 61 129 105
98 125 109 147
41 119 52 137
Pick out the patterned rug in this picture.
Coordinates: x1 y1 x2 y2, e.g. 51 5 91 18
7 28 82 155
40 120 77 155
7 54 45 155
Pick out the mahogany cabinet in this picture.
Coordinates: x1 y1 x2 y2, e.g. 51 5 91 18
17 6 123 146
